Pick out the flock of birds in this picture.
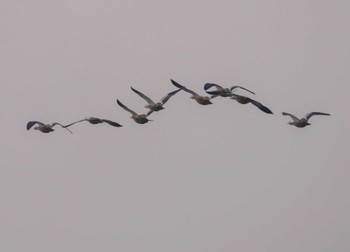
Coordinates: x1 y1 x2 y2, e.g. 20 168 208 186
27 79 331 134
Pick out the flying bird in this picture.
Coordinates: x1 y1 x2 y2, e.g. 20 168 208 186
171 79 212 105
230 94 273 114
204 83 255 98
130 86 181 115
63 117 122 128
116 99 151 124
282 112 330 127
26 121 73 134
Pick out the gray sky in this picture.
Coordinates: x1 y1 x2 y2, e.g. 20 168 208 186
1 0 350 251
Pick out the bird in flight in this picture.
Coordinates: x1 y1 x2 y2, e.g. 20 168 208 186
282 112 330 127
130 86 181 115
26 121 73 134
204 83 255 98
116 99 151 124
63 117 122 128
230 94 273 114
171 79 212 105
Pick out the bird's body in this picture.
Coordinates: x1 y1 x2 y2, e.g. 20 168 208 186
27 121 73 134
171 79 212 105
64 117 122 128
131 87 181 115
191 95 213 105
116 99 151 124
282 112 330 127
147 103 164 112
230 94 273 114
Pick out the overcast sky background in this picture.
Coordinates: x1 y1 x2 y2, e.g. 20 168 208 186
1 0 350 251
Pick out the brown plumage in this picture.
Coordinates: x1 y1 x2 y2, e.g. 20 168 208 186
282 112 330 127
171 79 212 105
26 121 73 134
130 86 181 116
116 99 151 124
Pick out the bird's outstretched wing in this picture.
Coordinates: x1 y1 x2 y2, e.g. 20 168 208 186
304 112 331 121
146 110 154 116
161 89 181 104
52 122 73 134
63 119 86 128
230 86 256 95
101 119 123 127
131 87 155 105
282 112 300 122
117 99 138 116
26 121 43 130
203 83 224 91
170 79 198 96
249 99 273 114
205 90 222 97
203 83 226 98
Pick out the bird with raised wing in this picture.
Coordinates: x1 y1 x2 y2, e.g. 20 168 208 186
204 83 255 98
63 117 122 128
130 86 181 115
171 79 212 105
282 112 330 127
116 99 151 124
230 94 273 114
26 121 73 134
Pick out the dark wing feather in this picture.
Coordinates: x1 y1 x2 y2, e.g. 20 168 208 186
27 121 43 130
117 99 138 116
146 110 154 116
170 79 198 96
203 83 224 91
204 90 221 99
51 122 73 134
63 119 87 128
282 112 300 122
304 112 330 121
230 86 256 95
205 90 222 96
249 99 273 114
161 89 181 104
101 119 122 127
131 87 154 105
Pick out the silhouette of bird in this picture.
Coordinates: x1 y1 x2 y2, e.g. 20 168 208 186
204 83 255 98
63 117 122 128
116 99 151 124
130 86 181 115
171 79 212 105
282 112 330 127
26 121 73 134
230 94 273 114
